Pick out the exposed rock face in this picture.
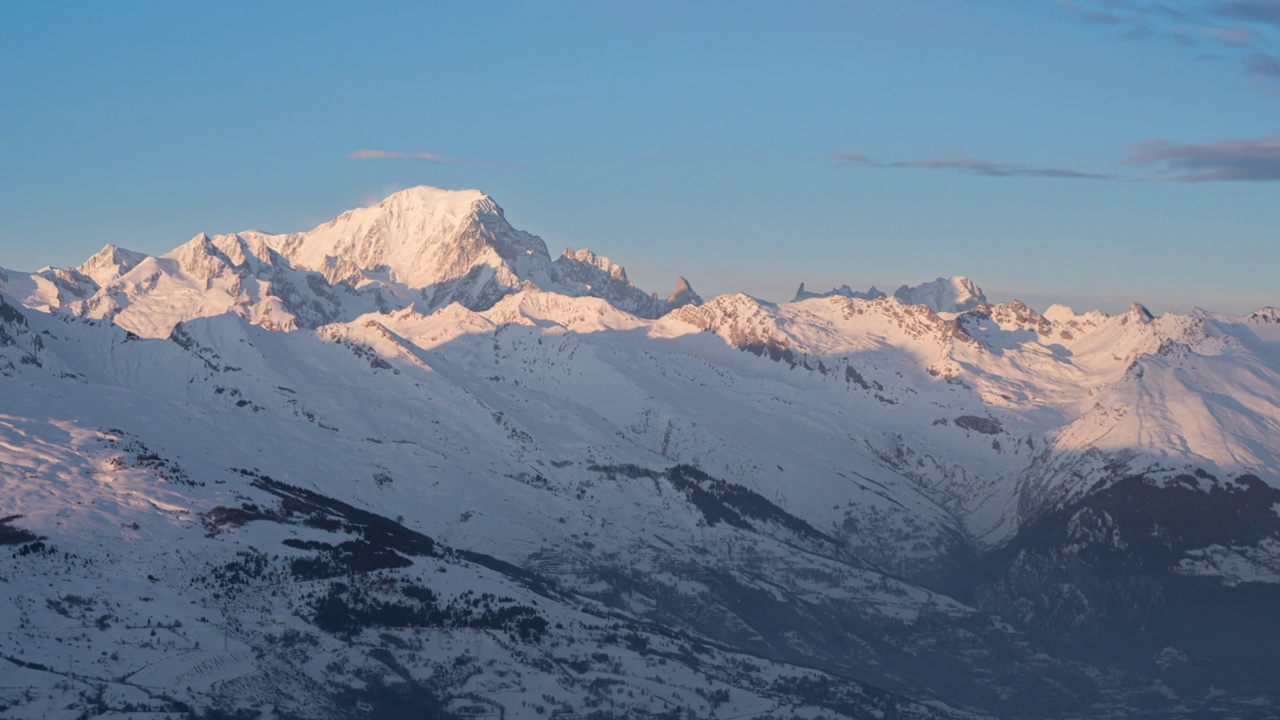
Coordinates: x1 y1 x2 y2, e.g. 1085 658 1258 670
666 275 702 310
794 277 984 312
794 282 886 302
552 247 667 317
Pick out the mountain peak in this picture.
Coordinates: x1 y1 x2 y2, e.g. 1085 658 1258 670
75 244 147 288
894 276 986 313
792 276 985 310
793 282 885 303
1249 307 1280 324
561 248 629 282
552 247 679 317
666 276 702 309
1122 301 1154 324
269 185 551 295
375 185 493 217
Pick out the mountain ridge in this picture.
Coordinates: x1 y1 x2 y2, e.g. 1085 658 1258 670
3 185 1280 717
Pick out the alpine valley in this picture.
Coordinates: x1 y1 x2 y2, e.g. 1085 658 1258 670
3 186 1280 719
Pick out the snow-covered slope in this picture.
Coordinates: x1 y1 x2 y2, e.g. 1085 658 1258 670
4 186 1280 717
0 292 1098 719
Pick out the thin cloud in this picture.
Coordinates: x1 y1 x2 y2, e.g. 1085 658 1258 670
829 152 1114 180
1057 0 1127 25
1207 24 1262 45
835 134 1280 184
1124 134 1280 181
350 149 444 161
1215 0 1280 26
829 152 873 165
348 149 503 165
1056 0 1280 88
1245 50 1280 75
1145 3 1199 22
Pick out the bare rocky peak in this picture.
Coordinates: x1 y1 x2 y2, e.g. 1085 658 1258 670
666 276 702 310
559 248 629 281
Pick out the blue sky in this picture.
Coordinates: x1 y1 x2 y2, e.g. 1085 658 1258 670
1 1 1277 313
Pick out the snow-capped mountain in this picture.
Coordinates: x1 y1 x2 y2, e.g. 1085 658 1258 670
76 244 147 287
893 276 986 312
3 186 1280 718
0 187 700 339
268 186 555 307
792 276 985 313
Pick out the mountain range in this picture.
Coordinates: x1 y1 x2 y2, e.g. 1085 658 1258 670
2 186 1279 719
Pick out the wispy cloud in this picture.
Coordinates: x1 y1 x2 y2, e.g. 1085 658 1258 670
1124 134 1280 181
350 149 444 161
1207 24 1262 45
1245 50 1280 75
829 152 1114 180
348 149 503 164
1056 0 1127 25
834 133 1280 184
1215 0 1280 26
1056 0 1280 86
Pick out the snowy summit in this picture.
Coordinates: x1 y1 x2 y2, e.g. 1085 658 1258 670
1 186 1279 718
